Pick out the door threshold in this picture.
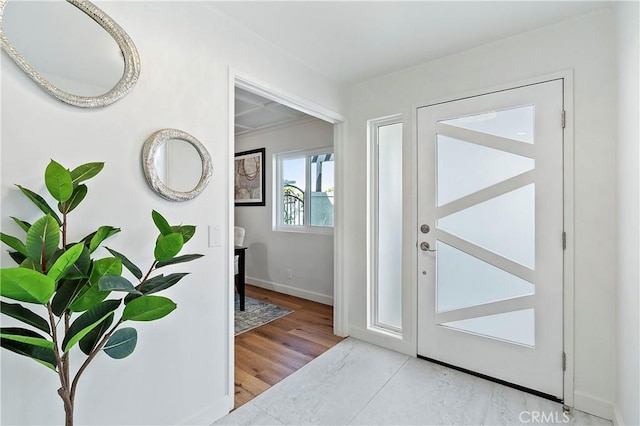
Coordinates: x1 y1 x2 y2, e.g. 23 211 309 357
417 355 563 404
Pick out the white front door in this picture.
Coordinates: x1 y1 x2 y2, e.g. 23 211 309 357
417 80 565 399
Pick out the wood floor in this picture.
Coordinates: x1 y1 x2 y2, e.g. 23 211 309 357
234 285 344 409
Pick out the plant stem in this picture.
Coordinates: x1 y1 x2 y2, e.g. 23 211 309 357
63 313 71 390
69 319 123 404
47 303 73 423
136 261 158 290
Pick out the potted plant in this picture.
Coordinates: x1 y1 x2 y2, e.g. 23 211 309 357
0 160 202 426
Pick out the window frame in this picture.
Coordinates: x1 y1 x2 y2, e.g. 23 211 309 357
273 146 334 235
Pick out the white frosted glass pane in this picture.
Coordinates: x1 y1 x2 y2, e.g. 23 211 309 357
436 242 534 312
437 135 534 206
440 309 535 347
376 123 402 329
438 184 535 269
440 105 534 144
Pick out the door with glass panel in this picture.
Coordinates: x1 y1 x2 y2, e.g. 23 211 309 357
417 80 564 399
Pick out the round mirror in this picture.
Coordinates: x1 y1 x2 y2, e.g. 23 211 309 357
0 0 140 108
143 129 213 202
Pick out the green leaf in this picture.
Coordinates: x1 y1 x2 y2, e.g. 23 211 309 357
45 160 73 202
0 327 53 349
156 254 203 268
8 251 26 265
0 301 50 333
139 273 189 295
70 162 104 184
10 217 31 233
58 184 87 214
19 258 39 271
103 327 137 359
154 233 184 262
51 279 87 316
62 299 120 353
79 312 114 355
63 245 91 280
122 296 176 322
25 215 60 268
0 233 27 256
171 225 196 244
47 242 84 282
0 268 55 304
88 226 121 253
69 258 122 312
98 275 142 295
105 247 143 280
1 338 57 371
16 185 61 225
152 210 172 236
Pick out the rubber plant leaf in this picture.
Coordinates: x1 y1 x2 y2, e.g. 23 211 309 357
155 254 203 269
154 233 184 262
79 312 114 355
88 226 121 253
0 268 55 304
25 215 59 269
0 301 50 333
16 185 61 225
0 233 27 257
70 162 104 184
0 338 57 371
122 295 176 322
105 247 143 280
151 210 172 236
171 225 196 244
58 184 87 215
69 258 121 312
0 327 53 349
8 251 26 265
98 274 142 295
139 273 189 295
63 245 91 280
103 327 137 359
10 217 31 233
62 299 120 353
51 279 88 317
44 160 73 202
47 242 84 282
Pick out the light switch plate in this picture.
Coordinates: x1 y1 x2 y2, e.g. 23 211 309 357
208 225 221 247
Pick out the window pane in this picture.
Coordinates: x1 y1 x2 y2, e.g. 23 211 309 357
440 105 535 144
310 153 334 227
440 309 535 347
376 123 402 330
282 157 305 226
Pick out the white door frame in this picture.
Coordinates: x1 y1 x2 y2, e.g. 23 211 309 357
226 68 348 408
411 70 575 407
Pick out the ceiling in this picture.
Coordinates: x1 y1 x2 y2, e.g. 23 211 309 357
213 1 611 85
235 87 313 136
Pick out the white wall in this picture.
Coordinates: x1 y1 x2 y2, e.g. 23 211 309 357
0 2 345 425
234 119 334 305
614 2 640 425
346 9 617 417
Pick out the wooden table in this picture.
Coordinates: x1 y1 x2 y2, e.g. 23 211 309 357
235 246 247 311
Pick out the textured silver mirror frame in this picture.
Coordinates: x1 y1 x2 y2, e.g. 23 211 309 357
142 129 213 202
0 0 140 108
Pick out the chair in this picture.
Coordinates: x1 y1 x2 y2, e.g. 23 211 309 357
234 226 246 274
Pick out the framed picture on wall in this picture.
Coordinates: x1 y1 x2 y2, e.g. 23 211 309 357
235 148 266 206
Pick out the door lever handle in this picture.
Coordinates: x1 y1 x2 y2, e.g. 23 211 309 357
420 242 436 252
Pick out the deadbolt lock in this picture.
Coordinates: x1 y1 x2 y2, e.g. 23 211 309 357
420 242 436 252
420 224 430 234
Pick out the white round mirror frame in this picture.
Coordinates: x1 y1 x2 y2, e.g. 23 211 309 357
142 129 213 202
0 0 140 108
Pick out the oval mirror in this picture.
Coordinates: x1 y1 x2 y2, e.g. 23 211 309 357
0 0 140 108
142 129 213 202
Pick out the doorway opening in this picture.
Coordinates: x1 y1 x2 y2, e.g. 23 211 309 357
230 77 345 408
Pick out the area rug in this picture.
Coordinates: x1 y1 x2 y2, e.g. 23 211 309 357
235 295 294 336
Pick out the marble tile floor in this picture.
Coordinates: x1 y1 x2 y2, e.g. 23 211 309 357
214 338 612 426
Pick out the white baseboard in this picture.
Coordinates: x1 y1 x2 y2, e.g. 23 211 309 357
180 396 233 425
574 390 614 421
246 276 334 306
